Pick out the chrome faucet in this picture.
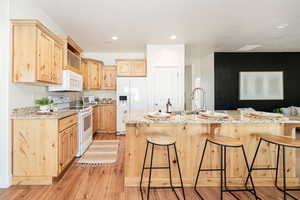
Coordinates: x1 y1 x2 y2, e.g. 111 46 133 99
191 87 206 112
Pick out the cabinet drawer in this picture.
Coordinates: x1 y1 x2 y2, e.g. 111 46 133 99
59 114 78 132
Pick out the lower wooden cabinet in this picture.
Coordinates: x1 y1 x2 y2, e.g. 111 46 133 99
93 105 99 134
12 114 78 185
93 105 116 133
59 124 77 171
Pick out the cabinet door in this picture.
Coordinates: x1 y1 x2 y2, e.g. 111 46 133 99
59 129 70 171
52 42 63 84
131 60 146 76
117 61 131 76
81 59 89 89
93 106 99 133
101 67 116 90
107 105 116 131
99 105 116 132
37 30 52 82
88 61 101 89
70 125 78 157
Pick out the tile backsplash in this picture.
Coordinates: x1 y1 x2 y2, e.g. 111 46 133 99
83 90 116 100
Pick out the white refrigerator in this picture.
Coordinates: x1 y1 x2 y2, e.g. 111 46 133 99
116 77 149 135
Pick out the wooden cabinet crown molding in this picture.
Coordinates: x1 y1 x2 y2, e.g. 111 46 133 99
11 19 64 46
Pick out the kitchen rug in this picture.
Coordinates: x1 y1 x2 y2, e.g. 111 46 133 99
78 140 119 165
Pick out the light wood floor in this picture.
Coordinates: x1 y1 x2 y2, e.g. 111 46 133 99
0 133 300 200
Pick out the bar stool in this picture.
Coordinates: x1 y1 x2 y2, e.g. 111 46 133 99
140 133 185 200
194 136 260 200
246 134 300 200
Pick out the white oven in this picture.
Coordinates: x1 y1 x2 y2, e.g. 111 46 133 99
76 107 93 157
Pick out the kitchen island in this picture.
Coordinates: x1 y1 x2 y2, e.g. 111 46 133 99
125 111 300 187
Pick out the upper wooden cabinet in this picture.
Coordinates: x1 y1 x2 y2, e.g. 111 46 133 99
12 19 64 84
81 58 103 90
116 59 147 77
59 35 83 75
101 65 116 90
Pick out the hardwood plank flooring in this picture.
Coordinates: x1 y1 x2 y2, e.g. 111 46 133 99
0 133 299 200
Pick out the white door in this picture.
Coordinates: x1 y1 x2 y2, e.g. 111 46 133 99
151 66 181 111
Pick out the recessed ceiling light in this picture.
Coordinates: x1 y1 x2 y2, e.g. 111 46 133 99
236 45 261 51
276 24 288 29
170 35 177 40
112 36 118 40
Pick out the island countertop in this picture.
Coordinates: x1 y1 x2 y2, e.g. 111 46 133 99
125 110 300 125
125 110 300 187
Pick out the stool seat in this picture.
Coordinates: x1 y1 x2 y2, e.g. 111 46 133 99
207 136 243 147
146 133 176 145
252 133 300 147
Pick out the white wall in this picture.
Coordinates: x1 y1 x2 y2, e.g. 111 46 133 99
0 0 11 188
82 52 145 99
185 45 215 110
199 53 214 110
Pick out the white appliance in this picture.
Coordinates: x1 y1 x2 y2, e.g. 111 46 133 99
48 70 83 92
74 106 93 157
117 77 149 135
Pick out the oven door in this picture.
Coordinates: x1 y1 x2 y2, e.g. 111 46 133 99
77 110 93 157
83 111 92 133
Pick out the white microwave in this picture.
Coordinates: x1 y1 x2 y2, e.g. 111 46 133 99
48 70 83 92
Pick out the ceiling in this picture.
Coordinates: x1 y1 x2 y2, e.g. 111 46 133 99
34 0 300 53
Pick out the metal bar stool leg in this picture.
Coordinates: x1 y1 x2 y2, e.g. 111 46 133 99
140 142 150 200
194 139 208 200
167 145 180 199
275 145 280 188
224 146 227 190
220 145 223 200
245 138 262 186
282 146 287 200
241 145 259 200
147 144 155 200
173 143 186 200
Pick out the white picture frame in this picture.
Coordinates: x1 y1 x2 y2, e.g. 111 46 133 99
239 71 284 100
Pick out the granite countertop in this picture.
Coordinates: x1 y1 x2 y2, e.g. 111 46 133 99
126 110 300 125
11 109 79 120
11 101 116 120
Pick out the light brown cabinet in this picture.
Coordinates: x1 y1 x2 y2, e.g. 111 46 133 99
12 19 64 84
93 105 116 133
93 106 99 134
59 124 77 171
98 105 116 133
12 114 78 185
59 35 82 75
101 66 117 90
116 59 146 77
81 58 103 90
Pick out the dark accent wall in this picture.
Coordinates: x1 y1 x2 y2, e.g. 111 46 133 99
214 52 300 111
